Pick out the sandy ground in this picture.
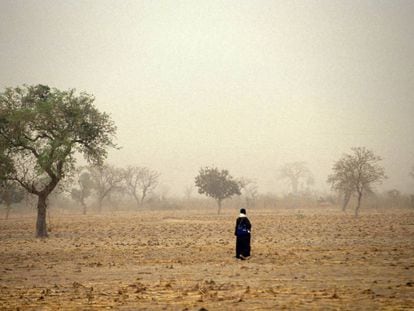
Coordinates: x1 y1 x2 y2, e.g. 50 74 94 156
0 207 413 310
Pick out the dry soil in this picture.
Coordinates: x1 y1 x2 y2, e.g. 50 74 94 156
1 207 413 310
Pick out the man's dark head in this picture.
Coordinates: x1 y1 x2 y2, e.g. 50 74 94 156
240 208 246 215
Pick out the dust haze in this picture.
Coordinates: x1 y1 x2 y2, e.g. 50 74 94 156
1 1 413 196
1 2 414 309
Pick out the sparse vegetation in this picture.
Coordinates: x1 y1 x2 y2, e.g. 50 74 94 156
327 147 386 216
123 166 160 208
0 180 24 220
239 178 259 208
278 162 313 195
195 167 241 214
70 168 94 215
87 165 124 212
1 2 413 310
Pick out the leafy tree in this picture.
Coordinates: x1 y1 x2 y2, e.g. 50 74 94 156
278 161 312 195
123 166 160 207
195 166 241 214
0 181 24 220
327 164 355 212
0 85 116 237
70 169 94 215
327 147 386 216
87 165 124 212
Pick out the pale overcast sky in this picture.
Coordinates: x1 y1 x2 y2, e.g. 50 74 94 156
1 0 413 195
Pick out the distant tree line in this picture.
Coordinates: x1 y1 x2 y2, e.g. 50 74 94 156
1 84 413 237
70 164 160 215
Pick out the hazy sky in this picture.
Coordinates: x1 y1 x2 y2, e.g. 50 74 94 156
1 0 413 195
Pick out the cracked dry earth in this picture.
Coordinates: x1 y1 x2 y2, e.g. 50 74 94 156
0 208 413 310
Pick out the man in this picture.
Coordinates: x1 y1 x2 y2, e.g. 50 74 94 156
235 208 252 260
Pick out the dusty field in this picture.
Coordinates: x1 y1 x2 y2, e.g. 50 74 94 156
1 207 413 310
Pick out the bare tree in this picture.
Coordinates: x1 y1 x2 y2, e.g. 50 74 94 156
0 181 24 220
88 165 124 212
386 189 401 208
304 175 315 193
341 189 353 212
327 147 386 217
278 162 312 195
70 168 94 215
327 165 354 212
123 166 160 207
239 178 258 208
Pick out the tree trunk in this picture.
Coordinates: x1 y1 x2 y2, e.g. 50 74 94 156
342 191 351 212
5 203 11 220
133 193 140 208
81 201 87 215
355 191 363 217
36 194 48 238
3 191 12 220
140 190 147 206
217 199 222 215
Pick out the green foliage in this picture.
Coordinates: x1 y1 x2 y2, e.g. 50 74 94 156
194 166 241 204
0 137 14 180
0 84 117 196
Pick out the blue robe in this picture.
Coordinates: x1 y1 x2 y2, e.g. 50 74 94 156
235 216 251 258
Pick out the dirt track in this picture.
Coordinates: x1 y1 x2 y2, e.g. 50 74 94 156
1 208 413 310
